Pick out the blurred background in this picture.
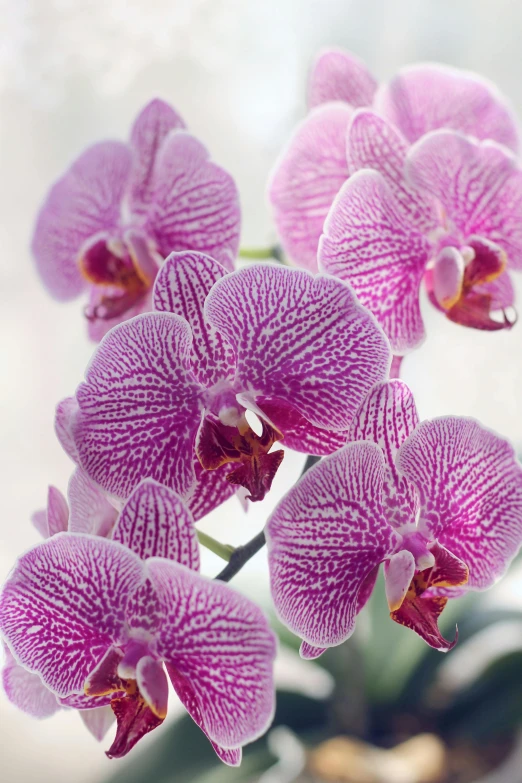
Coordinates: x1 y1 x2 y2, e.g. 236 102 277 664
1 1 522 781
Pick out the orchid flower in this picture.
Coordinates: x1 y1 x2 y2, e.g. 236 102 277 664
32 99 240 340
0 478 276 762
269 51 519 274
56 253 390 504
266 380 522 656
2 471 119 741
319 116 522 352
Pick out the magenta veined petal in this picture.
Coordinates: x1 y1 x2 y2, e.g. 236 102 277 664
67 469 118 537
205 264 391 431
308 48 378 109
55 396 80 463
128 98 186 215
73 312 204 500
183 459 238 522
2 646 60 719
347 380 419 529
347 109 439 233
153 251 236 386
396 417 522 589
406 130 522 269
31 141 133 301
319 169 429 354
112 479 200 568
268 102 353 272
0 534 145 697
79 705 116 741
45 485 69 537
266 442 400 649
375 62 520 152
147 130 241 262
147 558 276 749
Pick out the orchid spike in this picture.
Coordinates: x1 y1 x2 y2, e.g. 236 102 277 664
270 53 519 274
0 479 276 762
266 380 522 653
58 253 390 504
319 120 521 351
31 99 240 340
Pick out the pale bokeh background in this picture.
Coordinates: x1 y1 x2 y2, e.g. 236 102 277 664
1 1 522 781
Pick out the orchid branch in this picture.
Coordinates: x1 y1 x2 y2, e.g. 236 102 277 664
214 454 321 583
196 530 235 561
238 245 287 264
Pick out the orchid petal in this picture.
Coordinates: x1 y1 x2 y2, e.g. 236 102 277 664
147 559 276 749
384 550 415 611
347 110 438 232
266 442 399 648
67 469 118 537
396 417 522 589
308 48 377 109
319 170 428 354
166 665 242 766
184 459 238 522
153 251 236 386
406 131 522 269
55 396 80 463
113 479 199 568
147 131 240 262
348 380 419 529
86 285 154 343
2 646 60 718
46 486 69 536
31 142 132 301
253 397 348 455
128 98 186 215
268 103 352 271
0 534 145 697
205 265 390 431
475 270 515 310
136 656 169 719
73 312 204 500
375 63 520 151
79 705 116 741
31 509 49 539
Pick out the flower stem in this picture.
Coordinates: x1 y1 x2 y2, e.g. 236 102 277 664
238 245 286 264
214 454 321 583
196 530 235 561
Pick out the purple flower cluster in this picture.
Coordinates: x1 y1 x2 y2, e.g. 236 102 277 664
2 52 522 766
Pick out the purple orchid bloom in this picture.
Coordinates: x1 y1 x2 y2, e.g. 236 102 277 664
0 478 276 762
2 472 119 740
269 50 519 274
32 99 241 341
266 380 522 656
56 253 390 504
319 116 522 352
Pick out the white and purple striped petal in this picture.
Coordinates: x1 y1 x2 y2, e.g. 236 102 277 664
266 442 400 649
67 469 118 537
347 380 419 529
153 251 236 386
406 130 522 268
55 396 80 463
2 646 60 719
148 559 276 749
319 170 429 354
147 131 240 263
112 479 199 568
205 265 391 431
308 48 378 109
31 142 132 301
183 460 238 522
396 417 522 589
268 103 352 271
73 312 204 500
347 110 439 232
375 63 520 151
128 98 186 215
0 534 145 697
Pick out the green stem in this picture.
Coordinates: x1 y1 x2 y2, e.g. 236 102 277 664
196 530 235 562
238 245 286 264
